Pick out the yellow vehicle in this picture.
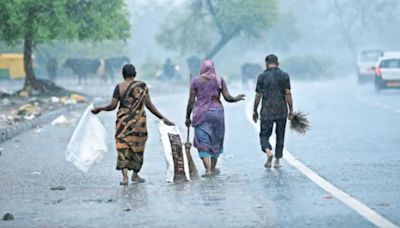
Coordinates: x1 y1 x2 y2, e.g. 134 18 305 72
0 53 26 79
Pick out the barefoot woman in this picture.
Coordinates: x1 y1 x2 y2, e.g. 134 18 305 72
186 59 245 177
92 64 173 185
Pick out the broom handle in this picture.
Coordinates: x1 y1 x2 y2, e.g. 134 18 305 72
187 127 190 143
186 72 193 144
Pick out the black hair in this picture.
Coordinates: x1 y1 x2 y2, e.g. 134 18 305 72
265 54 279 65
122 64 136 78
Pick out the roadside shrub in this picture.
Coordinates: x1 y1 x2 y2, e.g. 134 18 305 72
281 55 333 80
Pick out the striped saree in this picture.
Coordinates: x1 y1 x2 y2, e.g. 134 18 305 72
115 81 148 172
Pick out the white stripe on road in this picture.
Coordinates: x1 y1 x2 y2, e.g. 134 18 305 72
246 102 398 228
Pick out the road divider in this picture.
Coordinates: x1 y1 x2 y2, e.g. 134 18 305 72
0 104 85 143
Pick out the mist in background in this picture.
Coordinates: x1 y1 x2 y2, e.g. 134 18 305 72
126 0 400 81
2 0 399 82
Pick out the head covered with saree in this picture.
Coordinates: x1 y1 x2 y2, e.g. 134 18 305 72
199 59 222 89
192 59 225 157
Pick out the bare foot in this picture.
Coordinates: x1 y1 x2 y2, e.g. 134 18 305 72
201 171 213 178
131 173 146 183
120 176 129 185
212 168 220 176
264 149 273 168
274 159 281 168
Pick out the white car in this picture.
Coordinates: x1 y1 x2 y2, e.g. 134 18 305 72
374 51 400 91
357 50 382 83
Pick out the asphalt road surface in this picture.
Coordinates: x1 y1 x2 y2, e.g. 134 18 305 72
0 77 399 227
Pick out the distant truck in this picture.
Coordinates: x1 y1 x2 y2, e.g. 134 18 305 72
356 50 382 83
0 53 26 80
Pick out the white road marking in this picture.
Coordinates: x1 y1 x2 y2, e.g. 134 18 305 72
246 102 398 228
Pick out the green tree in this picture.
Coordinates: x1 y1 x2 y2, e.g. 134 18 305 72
0 0 130 95
157 0 278 59
331 0 399 60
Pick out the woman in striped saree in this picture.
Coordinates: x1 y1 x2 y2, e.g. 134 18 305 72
92 64 173 185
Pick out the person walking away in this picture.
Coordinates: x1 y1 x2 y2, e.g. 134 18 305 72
161 58 175 80
97 58 107 84
186 59 245 177
92 64 174 185
253 54 294 168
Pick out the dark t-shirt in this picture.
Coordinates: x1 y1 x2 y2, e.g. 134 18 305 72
255 67 291 120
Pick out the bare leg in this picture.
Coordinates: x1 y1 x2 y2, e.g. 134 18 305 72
264 148 273 168
201 157 212 177
120 168 128 185
211 157 220 175
211 157 218 171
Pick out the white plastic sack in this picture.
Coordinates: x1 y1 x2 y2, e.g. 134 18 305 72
157 120 190 183
51 115 69 125
65 104 108 172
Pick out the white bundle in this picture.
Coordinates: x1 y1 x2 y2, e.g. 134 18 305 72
65 104 108 172
157 120 190 183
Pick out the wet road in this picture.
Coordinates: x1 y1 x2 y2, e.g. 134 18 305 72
0 77 399 227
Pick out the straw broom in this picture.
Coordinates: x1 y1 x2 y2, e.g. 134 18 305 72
184 72 199 180
290 111 310 135
185 127 199 180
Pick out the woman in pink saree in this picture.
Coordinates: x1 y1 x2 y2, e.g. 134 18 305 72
185 59 245 177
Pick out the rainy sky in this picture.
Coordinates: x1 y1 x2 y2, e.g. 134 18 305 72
124 0 400 78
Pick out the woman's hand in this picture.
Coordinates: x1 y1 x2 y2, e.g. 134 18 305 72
91 107 102 115
185 117 191 127
162 118 174 126
235 94 246 102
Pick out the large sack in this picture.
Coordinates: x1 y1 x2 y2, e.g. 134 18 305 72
65 104 108 172
157 120 190 183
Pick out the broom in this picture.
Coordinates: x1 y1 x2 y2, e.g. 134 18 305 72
184 72 199 180
185 127 199 180
290 111 310 135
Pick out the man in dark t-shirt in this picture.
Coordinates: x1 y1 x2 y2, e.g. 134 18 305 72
253 54 294 168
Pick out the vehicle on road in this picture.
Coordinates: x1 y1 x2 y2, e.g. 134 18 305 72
374 51 400 91
357 50 382 83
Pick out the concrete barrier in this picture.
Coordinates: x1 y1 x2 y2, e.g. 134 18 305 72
0 104 85 144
